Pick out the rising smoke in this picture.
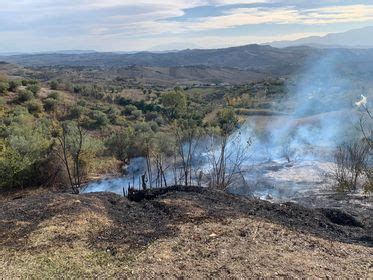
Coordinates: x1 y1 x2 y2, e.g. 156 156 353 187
84 52 367 199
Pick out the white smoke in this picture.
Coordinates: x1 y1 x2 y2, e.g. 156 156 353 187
84 53 367 200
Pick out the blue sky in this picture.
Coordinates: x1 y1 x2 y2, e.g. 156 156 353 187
1 0 373 52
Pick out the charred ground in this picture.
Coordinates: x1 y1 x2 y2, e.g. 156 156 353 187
0 187 372 278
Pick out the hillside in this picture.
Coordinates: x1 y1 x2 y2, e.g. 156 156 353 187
0 187 372 278
0 45 322 71
3 45 373 83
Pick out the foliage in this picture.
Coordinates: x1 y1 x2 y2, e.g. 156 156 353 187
26 99 44 114
50 80 58 90
89 110 109 129
26 83 41 95
8 80 21 92
43 98 59 112
217 107 238 136
17 90 34 102
0 112 52 189
161 90 187 119
0 82 9 94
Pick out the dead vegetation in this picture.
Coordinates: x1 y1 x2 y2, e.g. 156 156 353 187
0 187 372 278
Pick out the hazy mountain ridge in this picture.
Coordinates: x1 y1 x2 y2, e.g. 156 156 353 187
2 44 373 83
270 26 373 49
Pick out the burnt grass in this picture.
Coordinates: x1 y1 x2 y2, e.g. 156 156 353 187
125 186 372 246
0 186 372 277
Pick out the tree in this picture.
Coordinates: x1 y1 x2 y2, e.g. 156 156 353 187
160 90 187 119
333 141 370 192
174 111 203 186
50 80 58 90
208 108 250 189
356 94 372 192
54 121 86 194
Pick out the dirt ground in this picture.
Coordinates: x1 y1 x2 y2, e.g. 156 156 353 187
0 187 372 278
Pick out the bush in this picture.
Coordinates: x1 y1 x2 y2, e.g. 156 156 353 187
48 91 60 100
123 104 138 116
69 105 85 119
17 90 34 102
50 80 58 90
26 84 41 95
0 82 9 94
105 128 135 161
0 115 52 189
26 100 43 114
131 109 143 120
332 141 370 192
43 98 58 112
89 110 109 129
8 80 21 92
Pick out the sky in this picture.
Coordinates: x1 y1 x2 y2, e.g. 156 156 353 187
1 0 373 52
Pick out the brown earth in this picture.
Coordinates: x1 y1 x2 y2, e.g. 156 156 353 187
0 187 372 278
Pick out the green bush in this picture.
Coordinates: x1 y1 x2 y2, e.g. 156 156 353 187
69 105 85 119
0 82 9 94
131 109 143 120
17 90 34 102
0 114 52 189
43 98 58 112
8 80 21 92
89 110 109 129
26 100 43 114
123 104 138 116
48 91 60 100
50 80 58 90
26 84 41 95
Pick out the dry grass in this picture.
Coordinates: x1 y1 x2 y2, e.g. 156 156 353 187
0 189 372 278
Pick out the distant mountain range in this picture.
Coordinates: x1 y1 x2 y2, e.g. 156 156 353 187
0 44 320 72
2 43 373 82
270 26 373 49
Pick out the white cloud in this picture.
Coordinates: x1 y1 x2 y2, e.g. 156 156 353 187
1 1 373 51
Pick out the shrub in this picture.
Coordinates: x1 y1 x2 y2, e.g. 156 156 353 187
48 91 60 100
17 90 34 102
0 82 9 94
50 80 58 90
131 109 143 120
8 80 21 92
26 100 43 114
26 84 41 95
89 110 109 129
332 141 370 192
123 104 138 116
43 98 58 112
105 128 135 161
0 115 52 189
68 105 84 119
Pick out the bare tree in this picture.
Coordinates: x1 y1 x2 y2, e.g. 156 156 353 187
207 108 251 190
333 141 370 192
208 131 251 190
174 117 202 186
54 121 85 194
358 96 372 192
280 138 296 163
